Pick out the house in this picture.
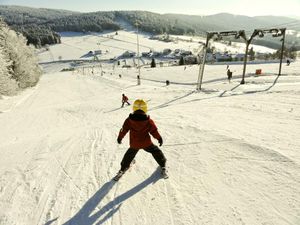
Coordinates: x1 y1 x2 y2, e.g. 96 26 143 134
142 52 151 57
180 50 192 56
121 51 136 58
214 52 232 62
174 49 181 54
149 51 161 57
232 53 245 61
184 55 198 64
163 48 172 55
205 52 231 62
94 50 102 55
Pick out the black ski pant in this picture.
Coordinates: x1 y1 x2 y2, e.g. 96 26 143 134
120 145 166 171
121 101 130 107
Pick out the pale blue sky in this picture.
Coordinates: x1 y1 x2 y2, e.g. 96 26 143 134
0 0 299 17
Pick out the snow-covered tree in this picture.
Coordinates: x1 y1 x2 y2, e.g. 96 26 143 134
0 19 42 93
0 47 18 95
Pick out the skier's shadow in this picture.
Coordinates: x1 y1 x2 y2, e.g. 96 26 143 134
104 105 130 113
62 168 161 225
104 107 123 113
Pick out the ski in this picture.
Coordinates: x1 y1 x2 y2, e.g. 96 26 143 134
113 159 136 181
162 173 169 179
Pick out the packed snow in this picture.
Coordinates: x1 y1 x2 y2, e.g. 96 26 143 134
0 31 300 225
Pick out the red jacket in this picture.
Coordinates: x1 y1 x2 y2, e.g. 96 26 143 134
118 112 162 149
122 95 128 102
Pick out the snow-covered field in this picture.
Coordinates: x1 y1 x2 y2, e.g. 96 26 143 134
0 31 300 225
37 31 276 63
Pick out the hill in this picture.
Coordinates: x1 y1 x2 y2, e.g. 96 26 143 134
0 5 300 49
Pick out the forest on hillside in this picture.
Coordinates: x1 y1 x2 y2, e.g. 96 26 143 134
0 5 300 50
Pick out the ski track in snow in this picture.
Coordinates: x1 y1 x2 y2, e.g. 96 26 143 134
1 70 300 224
1 71 300 224
1 31 300 225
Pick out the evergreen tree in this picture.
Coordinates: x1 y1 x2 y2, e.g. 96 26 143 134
272 47 297 60
288 45 297 59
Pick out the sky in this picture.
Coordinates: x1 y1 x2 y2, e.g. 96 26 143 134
0 0 300 17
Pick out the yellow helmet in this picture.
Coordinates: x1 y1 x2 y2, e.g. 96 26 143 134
133 99 147 113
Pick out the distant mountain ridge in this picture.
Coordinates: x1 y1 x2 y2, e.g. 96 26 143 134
0 5 299 49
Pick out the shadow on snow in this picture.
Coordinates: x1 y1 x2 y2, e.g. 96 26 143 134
149 74 282 112
59 168 161 225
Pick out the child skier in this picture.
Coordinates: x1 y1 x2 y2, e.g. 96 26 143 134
114 99 167 181
121 94 130 107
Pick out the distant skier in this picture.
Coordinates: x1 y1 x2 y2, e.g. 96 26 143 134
121 94 130 107
227 69 233 83
114 99 167 181
137 75 141 85
286 59 291 66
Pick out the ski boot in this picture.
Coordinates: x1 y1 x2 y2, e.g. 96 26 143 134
113 170 124 181
161 167 169 179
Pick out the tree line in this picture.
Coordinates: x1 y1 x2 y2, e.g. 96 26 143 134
0 8 198 46
0 5 299 50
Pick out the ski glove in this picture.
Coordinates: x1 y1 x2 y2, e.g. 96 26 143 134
158 137 163 146
117 137 122 144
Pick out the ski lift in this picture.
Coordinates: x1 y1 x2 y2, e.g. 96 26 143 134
258 31 264 38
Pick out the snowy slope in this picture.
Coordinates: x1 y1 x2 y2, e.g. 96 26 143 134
0 32 300 225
